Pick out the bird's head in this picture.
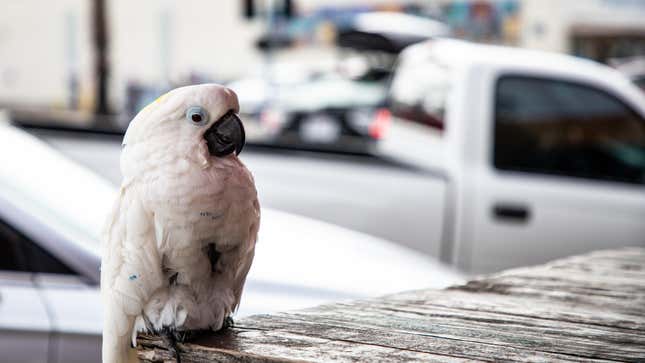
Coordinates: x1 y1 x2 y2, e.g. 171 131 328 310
122 84 245 169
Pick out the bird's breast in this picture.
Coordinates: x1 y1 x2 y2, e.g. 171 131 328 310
144 157 258 254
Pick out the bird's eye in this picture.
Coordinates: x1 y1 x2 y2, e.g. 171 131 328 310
186 106 209 126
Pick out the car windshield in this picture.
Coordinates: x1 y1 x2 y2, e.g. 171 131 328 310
0 125 115 249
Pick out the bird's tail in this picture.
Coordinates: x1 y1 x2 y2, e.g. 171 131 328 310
102 303 139 363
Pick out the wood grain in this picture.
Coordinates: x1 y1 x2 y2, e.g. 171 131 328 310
137 247 645 362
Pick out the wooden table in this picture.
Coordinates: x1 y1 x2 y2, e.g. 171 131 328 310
137 247 645 362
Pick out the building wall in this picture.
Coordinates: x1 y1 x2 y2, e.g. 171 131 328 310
0 0 93 110
296 0 420 12
520 0 645 54
108 0 264 111
0 0 264 113
1 0 643 113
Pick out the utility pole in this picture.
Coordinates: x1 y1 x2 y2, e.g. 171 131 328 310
92 0 111 126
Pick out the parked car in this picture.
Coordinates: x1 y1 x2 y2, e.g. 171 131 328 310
261 75 388 151
230 73 389 154
610 56 645 93
0 119 463 363
381 39 645 273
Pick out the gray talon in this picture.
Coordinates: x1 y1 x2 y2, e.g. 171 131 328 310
223 316 234 329
161 330 181 363
174 329 210 343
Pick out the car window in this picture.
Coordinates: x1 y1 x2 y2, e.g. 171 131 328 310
389 57 451 131
634 76 645 92
0 125 116 250
0 218 76 275
494 76 645 185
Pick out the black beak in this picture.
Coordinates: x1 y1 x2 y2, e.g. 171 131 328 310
203 110 246 157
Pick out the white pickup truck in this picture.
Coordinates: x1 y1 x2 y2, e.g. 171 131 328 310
381 39 645 273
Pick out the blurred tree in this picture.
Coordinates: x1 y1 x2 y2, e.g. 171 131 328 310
244 0 255 19
92 0 111 125
243 0 293 20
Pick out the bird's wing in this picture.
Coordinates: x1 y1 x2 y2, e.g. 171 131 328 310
232 204 261 312
101 185 164 363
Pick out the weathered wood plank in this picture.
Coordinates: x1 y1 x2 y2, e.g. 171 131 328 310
233 314 625 362
137 248 645 362
384 290 645 331
239 303 645 362
138 330 469 363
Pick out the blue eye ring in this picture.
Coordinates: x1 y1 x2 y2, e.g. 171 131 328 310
186 106 209 126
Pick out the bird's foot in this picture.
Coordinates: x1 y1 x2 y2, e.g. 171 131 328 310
167 315 234 342
142 286 195 333
160 328 182 363
172 329 211 343
222 316 235 329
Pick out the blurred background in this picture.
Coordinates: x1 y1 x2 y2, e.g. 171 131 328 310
1 1 645 362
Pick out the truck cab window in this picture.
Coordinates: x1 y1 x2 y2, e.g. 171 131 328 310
494 76 645 185
0 218 76 275
389 59 451 130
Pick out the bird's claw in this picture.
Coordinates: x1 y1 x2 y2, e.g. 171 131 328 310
223 316 235 329
139 315 234 362
173 330 189 343
160 329 182 363
172 329 209 343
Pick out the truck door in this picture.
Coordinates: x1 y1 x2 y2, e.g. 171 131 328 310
468 75 645 273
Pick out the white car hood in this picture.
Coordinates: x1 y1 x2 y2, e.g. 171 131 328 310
241 209 464 315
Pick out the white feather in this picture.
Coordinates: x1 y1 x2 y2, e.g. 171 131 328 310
101 84 259 363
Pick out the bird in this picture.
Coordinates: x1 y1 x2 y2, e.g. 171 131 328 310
100 84 260 363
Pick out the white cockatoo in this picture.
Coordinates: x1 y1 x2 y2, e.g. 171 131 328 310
101 84 260 363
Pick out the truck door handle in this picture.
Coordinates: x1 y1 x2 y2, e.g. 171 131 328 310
492 203 530 223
